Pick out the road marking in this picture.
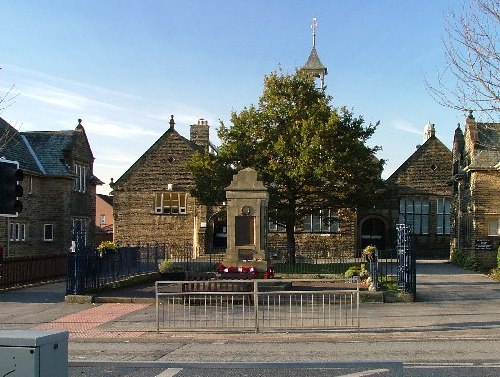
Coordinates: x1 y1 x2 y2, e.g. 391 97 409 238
337 369 390 377
156 368 183 377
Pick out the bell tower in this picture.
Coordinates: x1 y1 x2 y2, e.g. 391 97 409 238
302 17 328 89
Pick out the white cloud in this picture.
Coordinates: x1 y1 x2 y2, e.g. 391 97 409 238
390 119 422 135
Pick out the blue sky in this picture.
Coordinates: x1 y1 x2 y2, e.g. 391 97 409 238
1 0 467 194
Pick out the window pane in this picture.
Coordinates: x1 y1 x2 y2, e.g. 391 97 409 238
437 198 444 214
422 199 429 214
163 192 171 214
414 215 421 234
312 213 321 232
321 214 330 232
399 199 405 214
414 200 421 214
171 193 179 214
488 219 499 236
436 216 443 235
444 215 451 235
444 198 451 214
421 215 429 234
406 200 414 214
44 224 53 241
180 193 186 207
155 193 162 207
303 215 311 231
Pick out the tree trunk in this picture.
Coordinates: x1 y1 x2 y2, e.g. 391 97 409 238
286 222 296 264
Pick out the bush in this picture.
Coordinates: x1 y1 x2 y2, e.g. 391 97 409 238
452 249 480 271
97 241 117 257
158 259 183 273
344 264 369 280
497 245 500 269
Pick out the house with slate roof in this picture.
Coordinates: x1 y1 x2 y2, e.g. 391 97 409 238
450 112 500 268
358 123 453 258
0 117 100 257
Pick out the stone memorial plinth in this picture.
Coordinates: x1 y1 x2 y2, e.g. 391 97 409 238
223 168 269 271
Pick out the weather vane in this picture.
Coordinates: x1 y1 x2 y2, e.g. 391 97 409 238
311 17 318 47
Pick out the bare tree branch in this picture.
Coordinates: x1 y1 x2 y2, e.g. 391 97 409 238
425 0 499 121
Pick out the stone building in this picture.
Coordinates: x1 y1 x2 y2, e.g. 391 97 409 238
111 116 219 257
450 112 500 268
358 123 453 258
95 194 114 244
0 117 100 256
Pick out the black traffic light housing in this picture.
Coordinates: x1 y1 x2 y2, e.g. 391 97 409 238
0 159 24 217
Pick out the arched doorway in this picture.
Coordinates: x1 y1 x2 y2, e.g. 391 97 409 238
360 217 386 251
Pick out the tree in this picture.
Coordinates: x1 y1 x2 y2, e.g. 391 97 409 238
0 68 20 155
426 0 499 121
188 70 384 262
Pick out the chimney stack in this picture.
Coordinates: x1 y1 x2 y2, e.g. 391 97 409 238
190 118 210 152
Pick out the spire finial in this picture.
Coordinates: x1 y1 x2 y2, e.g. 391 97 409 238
311 17 318 47
169 115 175 130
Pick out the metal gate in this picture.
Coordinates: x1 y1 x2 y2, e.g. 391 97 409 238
66 230 96 295
396 224 416 295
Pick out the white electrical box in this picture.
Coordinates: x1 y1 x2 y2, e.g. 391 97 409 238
0 329 69 377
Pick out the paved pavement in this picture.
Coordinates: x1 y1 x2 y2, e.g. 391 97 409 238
1 260 500 364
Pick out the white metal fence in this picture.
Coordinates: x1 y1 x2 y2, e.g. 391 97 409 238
155 279 360 333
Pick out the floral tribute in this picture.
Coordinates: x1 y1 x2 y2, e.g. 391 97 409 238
216 263 275 279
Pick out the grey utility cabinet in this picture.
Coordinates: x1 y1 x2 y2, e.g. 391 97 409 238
0 329 69 377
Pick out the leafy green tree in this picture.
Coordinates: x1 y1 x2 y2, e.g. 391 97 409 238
188 70 384 262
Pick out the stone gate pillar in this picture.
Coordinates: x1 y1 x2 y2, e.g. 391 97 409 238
223 168 268 271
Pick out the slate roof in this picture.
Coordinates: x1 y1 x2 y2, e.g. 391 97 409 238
0 117 41 174
0 116 94 178
97 193 113 206
468 122 500 169
22 131 74 176
302 47 328 73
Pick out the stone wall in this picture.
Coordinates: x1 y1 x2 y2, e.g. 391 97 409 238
267 209 357 259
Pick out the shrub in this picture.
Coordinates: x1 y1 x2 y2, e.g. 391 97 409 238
452 248 480 271
344 264 369 280
158 259 183 273
497 245 500 270
362 245 376 261
97 241 117 257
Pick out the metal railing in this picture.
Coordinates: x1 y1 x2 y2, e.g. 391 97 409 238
156 279 359 333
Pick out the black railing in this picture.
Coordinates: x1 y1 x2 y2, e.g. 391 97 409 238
66 242 226 295
66 241 404 295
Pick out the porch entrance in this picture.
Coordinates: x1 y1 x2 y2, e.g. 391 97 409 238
360 217 386 250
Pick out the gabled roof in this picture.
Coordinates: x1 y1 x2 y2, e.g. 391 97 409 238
386 135 452 195
112 126 203 187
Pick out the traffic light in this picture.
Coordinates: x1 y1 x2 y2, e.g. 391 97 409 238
0 159 24 217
